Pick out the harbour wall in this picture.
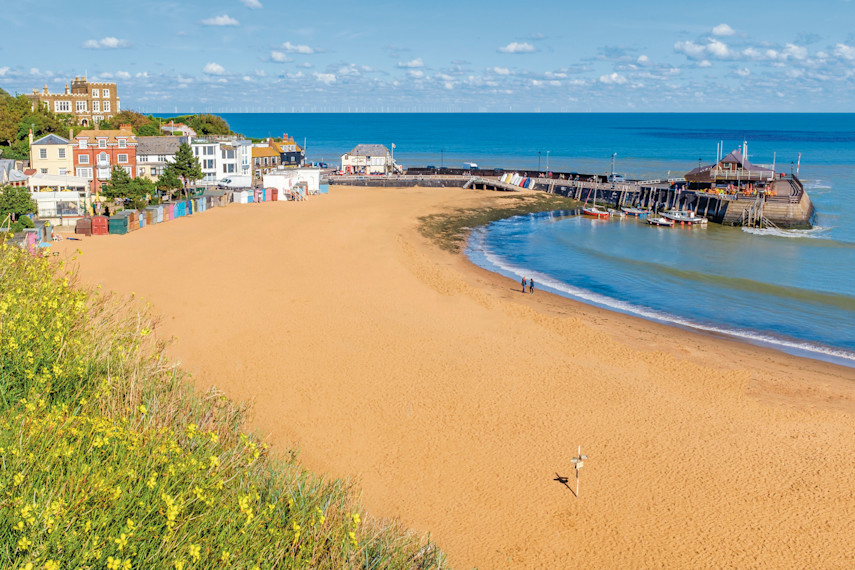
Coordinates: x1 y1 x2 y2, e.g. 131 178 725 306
328 174 814 229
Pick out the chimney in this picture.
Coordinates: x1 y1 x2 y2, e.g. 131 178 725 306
69 128 74 141
64 84 69 94
29 129 33 147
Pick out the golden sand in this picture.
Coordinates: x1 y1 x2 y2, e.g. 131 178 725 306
60 186 855 569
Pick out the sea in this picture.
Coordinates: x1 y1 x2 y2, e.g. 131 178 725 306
194 113 855 367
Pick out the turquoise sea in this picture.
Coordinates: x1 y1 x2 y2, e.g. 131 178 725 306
196 113 855 367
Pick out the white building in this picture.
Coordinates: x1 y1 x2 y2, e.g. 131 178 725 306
191 137 252 185
263 168 321 199
340 144 400 175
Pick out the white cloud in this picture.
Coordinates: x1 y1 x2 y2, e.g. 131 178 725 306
270 51 291 63
782 43 808 60
834 43 855 60
116 71 131 79
297 62 313 69
397 58 424 68
492 67 510 75
498 42 535 54
203 62 226 75
240 0 263 8
83 37 130 49
736 67 751 76
637 54 650 65
254 69 267 77
0 67 8 77
675 38 733 60
712 24 735 36
599 72 627 84
698 60 712 67
706 39 731 58
407 69 424 78
136 72 149 78
280 41 316 54
314 72 336 84
201 15 239 26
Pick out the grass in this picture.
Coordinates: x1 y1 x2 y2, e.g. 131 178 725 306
418 192 579 253
0 244 445 569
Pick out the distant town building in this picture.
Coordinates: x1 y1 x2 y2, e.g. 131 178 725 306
136 136 182 181
161 121 196 138
73 125 137 194
252 144 281 184
28 130 74 176
340 144 399 175
0 159 28 187
190 136 252 185
26 77 120 127
270 134 305 168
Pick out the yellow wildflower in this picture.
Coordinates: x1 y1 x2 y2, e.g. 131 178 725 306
114 533 129 551
220 551 230 562
188 544 200 562
17 536 32 551
137 405 147 416
107 557 121 570
44 561 60 570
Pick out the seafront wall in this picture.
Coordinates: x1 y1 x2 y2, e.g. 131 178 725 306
329 174 814 229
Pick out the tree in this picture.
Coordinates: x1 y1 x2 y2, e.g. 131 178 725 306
101 166 155 210
0 88 74 160
170 142 203 195
0 185 37 227
156 165 183 196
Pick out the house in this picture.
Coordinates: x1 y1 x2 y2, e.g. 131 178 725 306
73 125 137 195
685 148 775 189
340 144 399 175
136 136 182 181
160 121 196 138
26 77 120 127
191 136 253 185
252 145 281 184
28 130 74 176
270 134 305 168
0 159 30 187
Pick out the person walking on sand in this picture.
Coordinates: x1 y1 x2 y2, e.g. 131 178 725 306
529 278 535 294
521 276 527 293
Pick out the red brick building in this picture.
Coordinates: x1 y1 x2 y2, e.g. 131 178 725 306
73 125 137 195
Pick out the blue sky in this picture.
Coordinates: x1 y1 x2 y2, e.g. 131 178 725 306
2 0 855 112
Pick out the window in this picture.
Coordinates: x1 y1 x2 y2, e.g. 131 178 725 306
92 89 100 98
78 154 89 164
79 139 87 149
39 148 47 160
118 154 128 164
58 168 67 176
194 147 199 156
93 101 100 113
205 146 214 156
204 159 215 169
40 168 48 174
254 157 260 165
103 101 111 112
150 168 158 176
97 168 110 179
118 139 126 149
55 101 71 113
57 148 66 159
103 89 110 98
76 167 93 178
76 101 87 112
98 152 109 165
98 139 107 149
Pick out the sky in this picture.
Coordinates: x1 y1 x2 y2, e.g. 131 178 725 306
2 0 855 113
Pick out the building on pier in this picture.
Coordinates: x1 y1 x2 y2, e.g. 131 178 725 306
684 149 774 192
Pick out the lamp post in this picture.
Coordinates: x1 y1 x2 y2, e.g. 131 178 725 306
440 149 444 169
538 151 542 171
546 150 550 172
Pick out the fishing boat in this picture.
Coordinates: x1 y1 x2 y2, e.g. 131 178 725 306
608 208 627 219
647 216 675 227
661 210 708 225
620 206 650 218
582 187 610 218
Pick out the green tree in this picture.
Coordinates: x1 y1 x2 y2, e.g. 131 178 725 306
0 88 74 160
101 166 155 210
0 185 38 228
156 165 183 196
170 142 203 196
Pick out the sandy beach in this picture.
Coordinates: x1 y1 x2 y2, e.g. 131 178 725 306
59 186 855 569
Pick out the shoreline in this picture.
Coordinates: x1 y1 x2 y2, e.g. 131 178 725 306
57 186 855 568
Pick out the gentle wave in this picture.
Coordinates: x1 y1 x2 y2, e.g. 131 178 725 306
468 228 855 365
740 225 833 240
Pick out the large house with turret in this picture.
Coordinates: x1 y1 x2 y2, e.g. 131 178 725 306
26 77 120 127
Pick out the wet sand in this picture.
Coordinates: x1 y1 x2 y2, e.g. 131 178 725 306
60 186 855 569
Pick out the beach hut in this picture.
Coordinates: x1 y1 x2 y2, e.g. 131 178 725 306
92 216 108 235
108 216 129 235
75 218 92 236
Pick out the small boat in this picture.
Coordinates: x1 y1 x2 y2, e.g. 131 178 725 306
620 206 650 218
647 216 675 227
608 208 627 219
661 210 708 225
582 206 610 218
582 187 610 218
